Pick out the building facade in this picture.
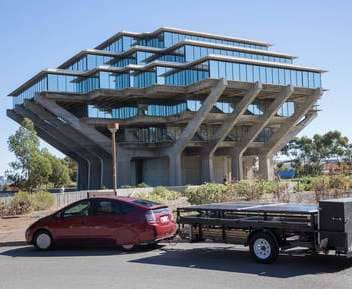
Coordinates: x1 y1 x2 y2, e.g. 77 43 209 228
7 27 325 189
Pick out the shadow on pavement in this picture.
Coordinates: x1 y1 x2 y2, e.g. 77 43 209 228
129 245 352 278
1 244 164 258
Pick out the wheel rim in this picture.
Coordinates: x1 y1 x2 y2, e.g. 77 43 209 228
122 244 134 250
253 238 271 260
36 233 51 250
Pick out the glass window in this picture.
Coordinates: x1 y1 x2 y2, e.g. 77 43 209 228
93 200 122 215
62 200 90 218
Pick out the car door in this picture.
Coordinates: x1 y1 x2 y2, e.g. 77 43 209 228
52 199 92 246
88 199 141 246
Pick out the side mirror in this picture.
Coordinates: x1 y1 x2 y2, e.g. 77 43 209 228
55 211 63 218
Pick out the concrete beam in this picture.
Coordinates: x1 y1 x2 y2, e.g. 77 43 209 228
34 95 111 154
16 104 105 189
209 82 263 156
164 78 227 186
9 108 91 190
200 82 262 182
166 78 228 155
262 88 322 156
271 110 318 155
232 85 294 180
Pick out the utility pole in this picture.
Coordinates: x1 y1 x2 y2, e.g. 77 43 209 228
108 122 119 196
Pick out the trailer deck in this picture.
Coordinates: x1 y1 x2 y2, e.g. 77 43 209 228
176 199 352 263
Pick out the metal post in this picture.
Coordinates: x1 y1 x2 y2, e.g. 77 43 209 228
108 123 119 196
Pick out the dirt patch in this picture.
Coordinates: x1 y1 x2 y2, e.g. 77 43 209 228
0 210 53 244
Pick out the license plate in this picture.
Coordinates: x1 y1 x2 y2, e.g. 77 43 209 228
160 215 169 223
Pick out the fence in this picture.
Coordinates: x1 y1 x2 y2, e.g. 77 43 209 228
0 186 190 209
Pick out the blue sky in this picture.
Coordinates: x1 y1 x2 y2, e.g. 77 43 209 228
0 0 351 175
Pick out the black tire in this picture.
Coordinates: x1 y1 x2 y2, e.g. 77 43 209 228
249 231 279 264
33 230 53 251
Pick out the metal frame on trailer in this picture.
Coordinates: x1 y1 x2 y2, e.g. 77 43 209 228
177 202 319 254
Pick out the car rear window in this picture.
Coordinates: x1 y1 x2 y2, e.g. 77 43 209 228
132 199 161 208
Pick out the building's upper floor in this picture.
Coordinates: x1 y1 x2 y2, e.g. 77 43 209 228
9 27 326 106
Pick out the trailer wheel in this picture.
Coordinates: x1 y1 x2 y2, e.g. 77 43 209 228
249 231 279 264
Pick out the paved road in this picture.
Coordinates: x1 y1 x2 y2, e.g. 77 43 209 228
0 242 351 289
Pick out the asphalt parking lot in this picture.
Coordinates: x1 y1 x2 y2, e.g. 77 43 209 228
1 242 352 289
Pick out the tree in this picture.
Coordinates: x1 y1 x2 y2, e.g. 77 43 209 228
280 130 350 177
63 157 78 182
48 155 70 187
7 118 71 190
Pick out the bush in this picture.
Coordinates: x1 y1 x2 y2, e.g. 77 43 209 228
185 183 234 205
233 181 264 201
136 183 149 188
31 191 55 211
0 201 6 217
135 186 180 204
7 191 32 215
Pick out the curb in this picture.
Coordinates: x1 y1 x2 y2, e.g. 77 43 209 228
0 241 27 247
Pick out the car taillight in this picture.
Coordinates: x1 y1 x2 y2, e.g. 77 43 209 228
145 210 156 224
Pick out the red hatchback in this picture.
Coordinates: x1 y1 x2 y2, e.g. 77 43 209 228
25 196 177 250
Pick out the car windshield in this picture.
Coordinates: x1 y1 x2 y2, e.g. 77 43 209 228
132 199 161 207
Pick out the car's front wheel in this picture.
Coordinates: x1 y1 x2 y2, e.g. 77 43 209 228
34 230 53 250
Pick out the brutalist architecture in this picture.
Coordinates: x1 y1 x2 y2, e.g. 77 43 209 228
7 27 325 189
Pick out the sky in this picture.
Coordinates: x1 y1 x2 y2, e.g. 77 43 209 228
0 0 351 175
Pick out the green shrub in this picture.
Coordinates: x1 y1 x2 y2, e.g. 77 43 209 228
7 191 32 215
0 201 6 217
233 181 264 201
135 186 180 204
185 183 234 205
136 182 149 188
31 191 55 211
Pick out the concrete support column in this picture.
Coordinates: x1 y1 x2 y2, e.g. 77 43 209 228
117 158 131 187
231 151 243 181
77 161 89 190
164 78 227 186
200 151 214 183
102 158 113 189
243 156 256 179
168 153 182 186
89 159 102 189
258 153 275 180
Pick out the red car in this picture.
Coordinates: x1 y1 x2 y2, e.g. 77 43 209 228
25 196 177 250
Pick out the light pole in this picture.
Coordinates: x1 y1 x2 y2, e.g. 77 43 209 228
108 122 119 196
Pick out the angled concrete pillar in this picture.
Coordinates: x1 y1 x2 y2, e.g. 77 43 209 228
165 78 227 186
209 82 262 156
232 85 294 180
24 100 112 188
202 82 261 183
117 146 132 186
9 107 91 190
262 88 322 156
34 95 111 154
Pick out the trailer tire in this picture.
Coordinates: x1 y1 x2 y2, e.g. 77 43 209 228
249 231 279 264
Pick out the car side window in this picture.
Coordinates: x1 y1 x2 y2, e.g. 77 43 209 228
62 200 90 218
93 200 122 216
119 202 135 214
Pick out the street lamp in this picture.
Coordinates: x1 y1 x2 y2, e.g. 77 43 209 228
108 122 119 196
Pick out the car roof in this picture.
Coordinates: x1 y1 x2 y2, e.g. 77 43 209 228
88 196 166 210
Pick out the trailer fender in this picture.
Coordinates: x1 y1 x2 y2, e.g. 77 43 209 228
246 229 279 248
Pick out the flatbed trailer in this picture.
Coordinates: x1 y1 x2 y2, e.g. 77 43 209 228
176 198 352 263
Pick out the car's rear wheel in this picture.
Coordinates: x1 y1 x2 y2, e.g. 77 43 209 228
249 231 279 264
34 230 53 250
121 244 135 251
